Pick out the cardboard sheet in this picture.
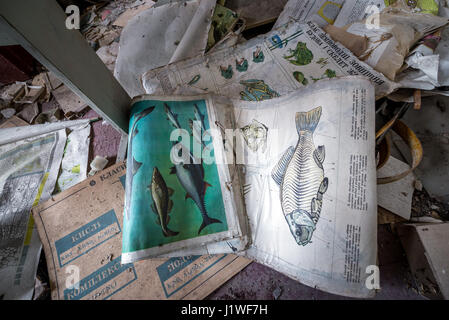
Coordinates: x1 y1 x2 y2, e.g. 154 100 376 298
32 162 251 300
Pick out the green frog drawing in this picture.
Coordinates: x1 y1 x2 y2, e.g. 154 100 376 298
284 42 313 66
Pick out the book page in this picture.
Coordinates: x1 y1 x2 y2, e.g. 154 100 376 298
233 77 378 298
121 94 248 263
142 21 396 100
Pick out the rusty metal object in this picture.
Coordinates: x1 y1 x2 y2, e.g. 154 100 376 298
377 132 391 170
377 120 423 184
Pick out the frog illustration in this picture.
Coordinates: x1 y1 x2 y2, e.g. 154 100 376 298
284 42 314 66
239 79 280 101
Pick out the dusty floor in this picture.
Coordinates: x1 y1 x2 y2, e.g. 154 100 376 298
205 224 424 300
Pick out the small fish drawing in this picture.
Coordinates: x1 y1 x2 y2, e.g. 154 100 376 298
170 144 222 235
188 74 201 85
125 106 155 220
149 167 178 237
271 106 328 246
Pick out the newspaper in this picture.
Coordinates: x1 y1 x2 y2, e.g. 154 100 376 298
232 77 378 298
334 0 440 27
334 0 386 27
121 95 248 262
142 21 396 99
0 124 66 299
330 1 449 81
273 0 345 28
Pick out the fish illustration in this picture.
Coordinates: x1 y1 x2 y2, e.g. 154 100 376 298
188 74 201 85
189 119 206 149
239 79 280 101
125 106 155 220
149 167 178 237
194 104 211 140
193 104 205 131
271 106 328 246
170 143 222 234
164 103 181 130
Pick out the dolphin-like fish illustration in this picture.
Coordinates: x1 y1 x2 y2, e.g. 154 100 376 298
149 167 178 237
170 144 222 234
125 106 155 220
193 104 206 131
164 103 181 130
189 118 207 148
271 106 328 246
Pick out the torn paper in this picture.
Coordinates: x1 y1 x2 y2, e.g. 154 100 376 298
142 21 396 99
55 123 91 192
114 0 216 97
0 125 66 299
333 1 449 81
274 0 344 28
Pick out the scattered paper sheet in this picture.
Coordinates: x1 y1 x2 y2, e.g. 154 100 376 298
55 123 91 192
0 123 67 299
332 1 449 81
274 0 344 28
114 0 216 97
334 0 386 27
142 21 396 99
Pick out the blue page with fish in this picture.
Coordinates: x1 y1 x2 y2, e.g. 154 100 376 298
121 95 248 263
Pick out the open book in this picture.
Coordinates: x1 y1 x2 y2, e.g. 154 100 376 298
122 77 377 298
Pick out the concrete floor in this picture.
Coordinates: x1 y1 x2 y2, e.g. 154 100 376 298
206 224 424 300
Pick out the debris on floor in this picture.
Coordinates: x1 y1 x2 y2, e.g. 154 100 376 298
397 222 449 299
2 0 449 302
377 156 416 220
88 155 109 176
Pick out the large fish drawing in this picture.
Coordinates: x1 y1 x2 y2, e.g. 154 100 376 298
125 106 155 220
189 103 211 149
165 103 222 235
169 151 222 235
149 167 179 237
271 106 328 246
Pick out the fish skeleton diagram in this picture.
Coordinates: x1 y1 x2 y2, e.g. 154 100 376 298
234 93 343 262
271 106 328 246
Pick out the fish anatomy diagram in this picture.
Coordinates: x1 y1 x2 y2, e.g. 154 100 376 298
234 90 342 278
271 106 328 246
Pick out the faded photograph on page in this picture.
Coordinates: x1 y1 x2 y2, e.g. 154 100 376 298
232 77 377 298
142 21 396 100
